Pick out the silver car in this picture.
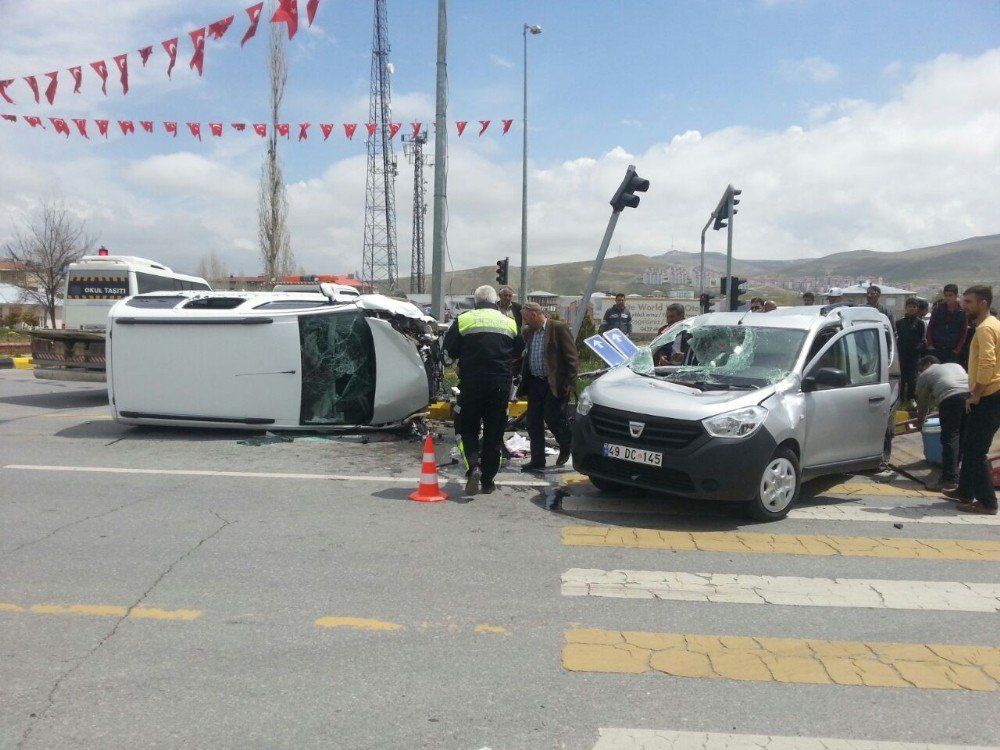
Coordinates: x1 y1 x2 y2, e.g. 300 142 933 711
571 305 900 521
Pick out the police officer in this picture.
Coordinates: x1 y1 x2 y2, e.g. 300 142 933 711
443 285 524 496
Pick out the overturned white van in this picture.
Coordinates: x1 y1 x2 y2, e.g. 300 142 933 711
106 289 443 430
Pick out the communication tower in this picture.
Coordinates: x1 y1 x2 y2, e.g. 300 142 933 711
402 132 430 294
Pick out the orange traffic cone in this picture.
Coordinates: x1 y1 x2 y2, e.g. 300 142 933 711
410 434 448 502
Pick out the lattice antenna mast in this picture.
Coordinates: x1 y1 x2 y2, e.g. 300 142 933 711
402 132 430 293
362 0 399 292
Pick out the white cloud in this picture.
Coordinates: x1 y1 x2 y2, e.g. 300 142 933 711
489 54 514 70
778 56 841 83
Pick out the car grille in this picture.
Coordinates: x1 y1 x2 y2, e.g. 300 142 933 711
589 405 704 451
580 455 696 493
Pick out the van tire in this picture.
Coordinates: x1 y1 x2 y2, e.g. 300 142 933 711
882 429 893 464
746 447 800 522
589 475 627 493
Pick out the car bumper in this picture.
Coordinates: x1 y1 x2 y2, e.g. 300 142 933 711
572 409 778 502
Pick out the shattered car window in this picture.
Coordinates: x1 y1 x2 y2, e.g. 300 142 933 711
299 312 376 425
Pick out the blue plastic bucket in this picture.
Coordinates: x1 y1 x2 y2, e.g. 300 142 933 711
922 417 942 465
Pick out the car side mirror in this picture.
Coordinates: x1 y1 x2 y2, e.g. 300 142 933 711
802 366 848 392
319 282 337 305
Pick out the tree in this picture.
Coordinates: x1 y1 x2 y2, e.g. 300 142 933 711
257 18 294 281
195 251 229 288
2 203 94 327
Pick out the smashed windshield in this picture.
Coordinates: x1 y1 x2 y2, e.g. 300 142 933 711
631 324 806 387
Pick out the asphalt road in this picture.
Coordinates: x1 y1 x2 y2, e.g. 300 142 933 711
1 370 998 750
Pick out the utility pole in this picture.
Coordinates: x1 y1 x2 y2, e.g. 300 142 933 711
430 0 448 320
402 132 429 294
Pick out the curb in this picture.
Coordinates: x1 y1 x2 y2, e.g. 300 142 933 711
0 357 12 369
1 357 34 370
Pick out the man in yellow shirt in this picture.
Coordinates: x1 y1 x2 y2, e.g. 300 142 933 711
943 285 1000 514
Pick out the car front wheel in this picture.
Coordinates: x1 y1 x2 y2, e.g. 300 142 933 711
746 447 800 522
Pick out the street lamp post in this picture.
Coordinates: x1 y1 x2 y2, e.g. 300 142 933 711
519 23 542 303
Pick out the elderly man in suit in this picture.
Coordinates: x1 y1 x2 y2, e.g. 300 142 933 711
518 302 579 471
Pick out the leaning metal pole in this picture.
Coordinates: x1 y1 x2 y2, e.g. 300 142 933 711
430 0 448 321
571 211 622 341
699 214 712 297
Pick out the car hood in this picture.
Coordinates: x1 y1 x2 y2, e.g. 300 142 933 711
587 367 775 421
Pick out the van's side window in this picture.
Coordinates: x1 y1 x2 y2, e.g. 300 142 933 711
813 338 849 385
846 329 880 385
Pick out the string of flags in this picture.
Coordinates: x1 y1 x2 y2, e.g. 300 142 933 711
0 116 516 141
0 0 320 106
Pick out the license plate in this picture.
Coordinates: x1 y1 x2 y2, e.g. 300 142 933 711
602 443 663 467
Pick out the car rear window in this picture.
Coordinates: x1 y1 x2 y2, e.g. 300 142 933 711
126 296 185 309
181 297 246 310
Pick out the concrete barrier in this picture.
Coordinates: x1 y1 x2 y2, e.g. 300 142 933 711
1 357 35 369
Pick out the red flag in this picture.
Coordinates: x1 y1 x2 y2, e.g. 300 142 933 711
1 114 16 122
96 119 110 138
209 123 223 137
69 66 83 93
388 122 402 139
113 54 129 95
501 119 513 135
478 120 490 136
277 123 290 138
187 122 202 140
164 121 178 137
24 76 40 104
72 118 89 138
306 0 320 25
44 72 58 105
320 123 334 140
241 3 265 47
208 16 235 40
231 123 247 131
138 46 153 66
298 122 310 141
343 123 357 140
0 80 15 104
90 61 109 95
271 0 299 40
189 29 207 76
410 122 422 138
365 123 377 137
140 120 154 133
162 38 179 77
25 116 45 128
50 117 71 136
253 123 267 137
118 120 135 135
456 121 467 137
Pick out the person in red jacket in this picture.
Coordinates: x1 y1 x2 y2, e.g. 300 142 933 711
926 283 969 365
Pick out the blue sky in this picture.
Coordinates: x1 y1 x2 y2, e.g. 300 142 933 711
1 0 998 280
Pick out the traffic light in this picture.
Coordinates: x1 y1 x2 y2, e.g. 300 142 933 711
610 165 650 212
495 257 509 285
712 185 742 231
728 276 748 311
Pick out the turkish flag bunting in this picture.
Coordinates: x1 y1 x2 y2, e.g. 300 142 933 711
277 123 290 138
139 46 153 66
501 119 513 135
1 114 16 122
188 122 202 140
365 123 377 137
343 123 357 140
113 54 129 95
140 120 154 133
162 38 179 78
118 120 135 135
478 120 490 136
455 121 467 137
24 76 40 104
0 80 15 104
50 117 71 136
307 0 320 25
241 3 265 47
90 61 109 95
189 29 207 76
411 122 422 138
44 72 58 105
96 119 110 137
164 121 178 137
210 122 223 137
271 0 299 40
320 123 334 140
298 122 310 141
231 123 247 131
69 66 83 93
388 122 401 139
253 123 267 137
208 16 235 40
72 118 89 138
25 116 44 128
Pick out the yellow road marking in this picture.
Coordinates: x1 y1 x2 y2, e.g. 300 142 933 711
562 526 1000 562
563 629 1000 691
314 616 403 631
819 481 939 498
473 624 510 634
0 601 200 620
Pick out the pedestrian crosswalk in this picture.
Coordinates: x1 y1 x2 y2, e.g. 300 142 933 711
558 484 1000 749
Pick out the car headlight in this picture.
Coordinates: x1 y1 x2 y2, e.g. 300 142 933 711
702 405 768 439
577 389 593 416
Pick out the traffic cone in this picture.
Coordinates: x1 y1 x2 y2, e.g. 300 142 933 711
410 434 448 503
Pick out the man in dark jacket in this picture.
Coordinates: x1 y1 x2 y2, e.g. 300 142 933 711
926 284 969 365
896 297 926 404
497 285 523 331
443 285 524 495
865 285 894 324
600 294 632 335
518 302 579 470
